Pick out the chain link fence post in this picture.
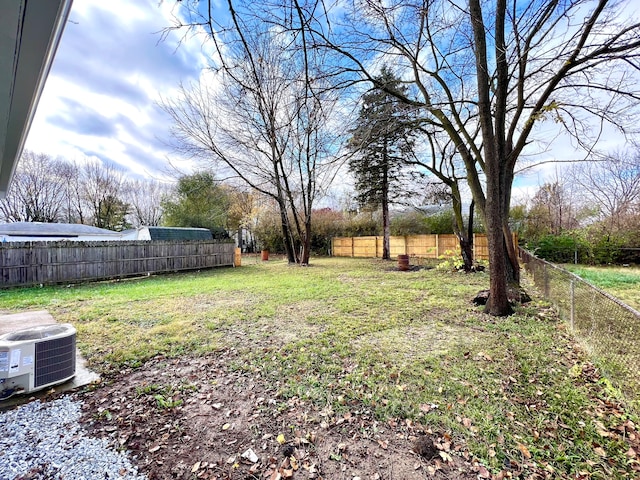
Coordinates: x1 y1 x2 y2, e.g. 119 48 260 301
570 279 575 331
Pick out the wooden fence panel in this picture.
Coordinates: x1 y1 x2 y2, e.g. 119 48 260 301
353 236 378 258
0 240 236 288
331 234 516 261
406 235 438 258
438 235 460 257
388 236 405 257
331 237 354 257
473 234 489 260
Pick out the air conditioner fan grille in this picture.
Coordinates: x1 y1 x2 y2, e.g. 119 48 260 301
34 334 76 388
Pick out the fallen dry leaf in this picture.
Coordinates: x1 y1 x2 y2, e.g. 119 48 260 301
439 451 453 462
478 465 491 478
517 443 531 459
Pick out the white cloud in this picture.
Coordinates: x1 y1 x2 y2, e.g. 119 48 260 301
25 0 209 181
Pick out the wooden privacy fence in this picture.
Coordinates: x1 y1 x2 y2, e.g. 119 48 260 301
0 240 236 288
331 234 517 260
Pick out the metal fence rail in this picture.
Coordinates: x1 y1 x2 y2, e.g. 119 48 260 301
520 248 640 406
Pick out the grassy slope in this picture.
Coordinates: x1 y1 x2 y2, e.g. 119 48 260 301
563 265 640 311
1 257 638 478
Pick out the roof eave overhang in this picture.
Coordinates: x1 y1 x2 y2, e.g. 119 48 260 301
0 0 74 199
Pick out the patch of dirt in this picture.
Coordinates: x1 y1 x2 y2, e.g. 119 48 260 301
386 265 434 272
74 350 487 480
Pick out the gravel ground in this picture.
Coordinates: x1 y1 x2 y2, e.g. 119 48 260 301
0 396 146 480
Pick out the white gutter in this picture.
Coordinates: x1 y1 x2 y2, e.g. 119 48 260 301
0 0 74 199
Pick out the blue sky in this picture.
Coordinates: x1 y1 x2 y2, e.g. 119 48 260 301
25 0 207 181
23 0 637 202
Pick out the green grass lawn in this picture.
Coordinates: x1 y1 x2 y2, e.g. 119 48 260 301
563 264 640 311
1 257 639 478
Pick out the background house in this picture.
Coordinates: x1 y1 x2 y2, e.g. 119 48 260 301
120 226 213 241
0 222 121 242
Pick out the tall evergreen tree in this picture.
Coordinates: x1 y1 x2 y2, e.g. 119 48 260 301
348 67 417 260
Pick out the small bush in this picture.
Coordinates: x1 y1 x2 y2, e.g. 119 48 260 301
527 233 631 265
526 234 586 263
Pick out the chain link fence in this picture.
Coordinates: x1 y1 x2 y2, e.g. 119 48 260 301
520 248 640 407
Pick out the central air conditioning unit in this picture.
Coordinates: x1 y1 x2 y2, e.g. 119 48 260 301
0 323 76 401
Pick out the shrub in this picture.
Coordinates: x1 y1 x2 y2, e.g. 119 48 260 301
527 234 586 263
527 232 631 265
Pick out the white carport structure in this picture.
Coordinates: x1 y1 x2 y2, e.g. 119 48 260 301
0 0 73 199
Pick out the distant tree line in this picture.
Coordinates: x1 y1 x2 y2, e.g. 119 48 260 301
0 152 242 235
512 145 640 264
0 152 163 231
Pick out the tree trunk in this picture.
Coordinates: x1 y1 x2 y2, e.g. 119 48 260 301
502 221 520 285
382 146 390 260
277 201 296 264
467 200 475 258
382 207 390 260
459 200 475 272
459 236 474 272
484 193 513 315
300 219 312 265
452 197 474 272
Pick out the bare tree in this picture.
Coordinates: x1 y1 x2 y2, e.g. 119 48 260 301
526 179 581 239
0 151 68 223
57 160 85 224
80 160 130 231
162 5 341 264
570 146 640 234
126 179 170 227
